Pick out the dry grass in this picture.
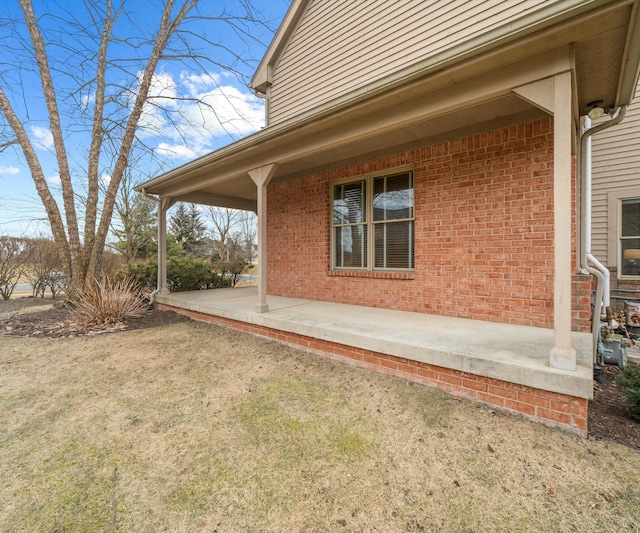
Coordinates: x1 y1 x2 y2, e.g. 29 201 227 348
1 321 639 532
68 275 146 327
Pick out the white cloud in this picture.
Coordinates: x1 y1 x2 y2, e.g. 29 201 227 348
180 72 221 96
30 125 54 150
156 142 202 160
0 166 20 176
81 92 96 110
149 71 178 100
100 173 111 187
47 173 61 185
139 70 265 161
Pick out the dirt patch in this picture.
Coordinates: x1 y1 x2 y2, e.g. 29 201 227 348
1 296 639 450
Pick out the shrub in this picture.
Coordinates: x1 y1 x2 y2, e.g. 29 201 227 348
119 255 231 294
118 261 157 295
168 255 214 292
213 258 248 287
617 364 640 422
69 275 146 327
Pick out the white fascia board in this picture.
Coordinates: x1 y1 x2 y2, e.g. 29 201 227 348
617 1 640 106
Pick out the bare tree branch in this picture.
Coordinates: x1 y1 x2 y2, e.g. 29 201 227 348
0 0 276 291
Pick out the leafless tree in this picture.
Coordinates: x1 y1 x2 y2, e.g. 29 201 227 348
207 206 240 261
26 237 67 298
237 209 257 265
110 169 157 265
0 235 30 300
0 0 271 293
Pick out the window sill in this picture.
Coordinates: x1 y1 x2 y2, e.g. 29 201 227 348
328 270 415 280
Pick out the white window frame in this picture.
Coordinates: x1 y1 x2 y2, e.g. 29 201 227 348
607 188 640 279
330 166 414 272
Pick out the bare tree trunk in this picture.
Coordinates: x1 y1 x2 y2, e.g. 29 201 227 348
0 86 73 277
20 0 82 291
83 0 121 279
88 0 198 279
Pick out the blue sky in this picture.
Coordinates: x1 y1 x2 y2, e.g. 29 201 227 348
0 0 291 237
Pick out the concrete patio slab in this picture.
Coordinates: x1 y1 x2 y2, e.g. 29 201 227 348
157 287 593 399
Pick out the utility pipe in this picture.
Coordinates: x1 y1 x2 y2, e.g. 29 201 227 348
579 106 626 363
140 187 162 306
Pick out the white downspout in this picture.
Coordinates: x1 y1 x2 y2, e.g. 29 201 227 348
580 106 627 362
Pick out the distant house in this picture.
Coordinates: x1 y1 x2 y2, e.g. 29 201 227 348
137 0 640 435
591 78 640 309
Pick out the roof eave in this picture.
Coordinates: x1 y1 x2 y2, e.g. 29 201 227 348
137 0 640 195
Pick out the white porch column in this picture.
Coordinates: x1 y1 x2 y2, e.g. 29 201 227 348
248 164 278 313
158 197 171 295
550 71 577 370
513 72 577 370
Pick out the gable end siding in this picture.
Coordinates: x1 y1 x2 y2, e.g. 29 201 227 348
268 0 548 124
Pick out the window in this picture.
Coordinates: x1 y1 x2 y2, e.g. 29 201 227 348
332 170 414 270
620 198 640 277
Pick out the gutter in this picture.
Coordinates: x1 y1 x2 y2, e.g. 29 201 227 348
580 106 627 363
140 187 162 307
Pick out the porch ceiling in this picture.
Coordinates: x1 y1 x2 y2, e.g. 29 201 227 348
136 0 640 209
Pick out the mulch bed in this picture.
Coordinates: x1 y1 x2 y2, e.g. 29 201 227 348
589 364 640 450
1 296 639 450
0 296 191 338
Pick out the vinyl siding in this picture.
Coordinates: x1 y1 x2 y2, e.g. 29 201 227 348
269 0 549 123
591 80 640 267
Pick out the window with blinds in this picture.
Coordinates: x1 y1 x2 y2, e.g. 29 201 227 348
621 198 640 277
332 170 414 271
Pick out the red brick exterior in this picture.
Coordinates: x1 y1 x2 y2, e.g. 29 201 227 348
160 304 588 436
572 274 593 331
156 118 597 435
267 118 591 331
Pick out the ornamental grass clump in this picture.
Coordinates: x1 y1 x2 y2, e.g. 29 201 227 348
70 275 146 328
617 363 640 422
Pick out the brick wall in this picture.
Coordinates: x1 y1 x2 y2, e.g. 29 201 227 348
267 118 589 330
572 274 593 332
160 304 588 436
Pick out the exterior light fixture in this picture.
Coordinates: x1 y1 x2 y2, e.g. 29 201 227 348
587 100 605 120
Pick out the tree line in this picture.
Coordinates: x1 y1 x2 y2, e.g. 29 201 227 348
0 191 257 299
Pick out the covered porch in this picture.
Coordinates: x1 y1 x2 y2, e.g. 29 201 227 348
156 286 593 432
